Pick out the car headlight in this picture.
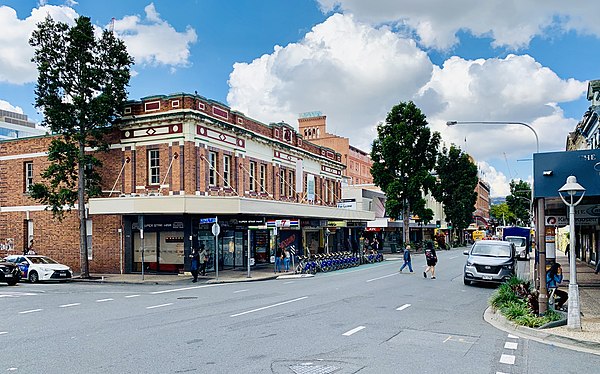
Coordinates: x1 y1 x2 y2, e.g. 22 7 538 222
466 260 473 266
503 264 514 270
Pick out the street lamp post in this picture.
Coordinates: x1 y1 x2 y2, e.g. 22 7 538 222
558 175 586 329
446 120 544 310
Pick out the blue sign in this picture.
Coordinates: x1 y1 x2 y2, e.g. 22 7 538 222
534 149 600 198
199 217 217 224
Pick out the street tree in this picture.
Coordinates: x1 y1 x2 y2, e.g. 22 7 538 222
433 145 478 244
506 180 532 225
489 202 515 226
371 101 440 245
29 15 133 277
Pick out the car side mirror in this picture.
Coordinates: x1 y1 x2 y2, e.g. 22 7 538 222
463 250 469 255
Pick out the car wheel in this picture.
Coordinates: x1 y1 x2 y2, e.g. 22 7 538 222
463 278 471 285
7 279 18 286
29 271 39 283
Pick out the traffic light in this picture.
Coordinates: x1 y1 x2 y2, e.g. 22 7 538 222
435 220 441 228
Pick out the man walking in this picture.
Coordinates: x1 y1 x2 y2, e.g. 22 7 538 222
399 245 413 273
198 244 208 276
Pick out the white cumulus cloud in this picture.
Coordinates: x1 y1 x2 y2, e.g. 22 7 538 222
316 0 600 50
0 99 24 113
478 161 510 198
227 13 433 152
113 3 197 68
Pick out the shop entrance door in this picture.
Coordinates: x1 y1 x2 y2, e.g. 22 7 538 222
132 231 183 273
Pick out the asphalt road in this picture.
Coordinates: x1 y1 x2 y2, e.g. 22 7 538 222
1 248 598 373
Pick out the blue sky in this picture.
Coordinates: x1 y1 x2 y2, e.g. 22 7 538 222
0 0 598 197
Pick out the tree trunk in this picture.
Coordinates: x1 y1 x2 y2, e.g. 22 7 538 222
402 206 410 246
78 143 89 278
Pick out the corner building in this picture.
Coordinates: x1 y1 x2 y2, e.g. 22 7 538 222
0 93 374 274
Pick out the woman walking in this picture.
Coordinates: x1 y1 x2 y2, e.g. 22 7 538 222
423 242 437 279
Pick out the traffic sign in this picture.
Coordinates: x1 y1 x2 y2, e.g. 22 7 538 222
212 223 220 237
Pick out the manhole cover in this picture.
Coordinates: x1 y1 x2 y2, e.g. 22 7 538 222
177 296 198 300
289 363 340 374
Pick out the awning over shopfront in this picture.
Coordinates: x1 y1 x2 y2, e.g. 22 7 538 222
88 195 376 221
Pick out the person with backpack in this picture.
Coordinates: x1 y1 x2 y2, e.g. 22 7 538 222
399 244 413 273
424 241 437 279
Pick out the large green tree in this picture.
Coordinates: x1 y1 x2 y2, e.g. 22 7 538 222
371 101 440 245
29 16 133 277
489 202 515 226
506 180 532 226
433 145 478 244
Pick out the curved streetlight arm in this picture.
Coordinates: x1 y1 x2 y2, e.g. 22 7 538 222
558 191 586 207
446 121 539 153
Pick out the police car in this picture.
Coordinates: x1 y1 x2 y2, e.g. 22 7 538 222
5 255 73 283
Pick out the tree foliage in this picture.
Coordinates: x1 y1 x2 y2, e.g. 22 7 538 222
490 202 516 225
29 15 133 277
433 145 479 236
371 101 440 244
506 180 532 225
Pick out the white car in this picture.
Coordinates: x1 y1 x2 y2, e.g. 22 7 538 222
5 255 73 283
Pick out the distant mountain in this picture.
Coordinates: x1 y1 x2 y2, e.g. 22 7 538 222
490 196 506 205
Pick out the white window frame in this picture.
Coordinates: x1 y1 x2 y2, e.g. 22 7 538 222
280 170 285 196
208 151 217 186
24 161 33 192
148 149 160 185
287 171 294 197
259 164 266 192
223 155 231 188
249 161 256 191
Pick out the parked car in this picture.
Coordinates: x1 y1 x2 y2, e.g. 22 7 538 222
4 255 73 283
463 240 517 285
0 257 21 286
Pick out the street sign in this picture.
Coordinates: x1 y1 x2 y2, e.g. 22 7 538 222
200 217 217 224
212 223 220 237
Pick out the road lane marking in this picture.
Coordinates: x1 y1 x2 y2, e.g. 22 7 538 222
504 342 518 350
146 303 173 309
125 294 140 298
59 303 81 308
230 296 308 317
366 273 397 282
0 331 8 335
342 326 366 336
151 284 225 294
507 334 519 339
233 289 248 293
96 298 114 303
499 354 515 365
396 304 411 311
283 281 295 284
19 309 43 314
449 256 458 259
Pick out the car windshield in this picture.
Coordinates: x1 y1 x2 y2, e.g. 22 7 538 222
471 244 511 257
28 256 59 264
506 237 526 247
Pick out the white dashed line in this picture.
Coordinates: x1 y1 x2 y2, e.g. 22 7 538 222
59 303 81 308
146 303 173 309
507 334 519 339
230 296 308 317
366 273 397 282
342 326 366 336
125 294 140 298
496 372 509 374
499 354 515 365
396 304 411 311
504 342 518 350
283 281 295 284
449 256 458 259
19 309 42 314
151 284 225 294
0 331 8 335
96 298 114 303
233 289 248 293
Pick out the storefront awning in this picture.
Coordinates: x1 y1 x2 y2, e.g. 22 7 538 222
88 195 376 221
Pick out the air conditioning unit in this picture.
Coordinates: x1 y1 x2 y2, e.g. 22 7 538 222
131 193 140 197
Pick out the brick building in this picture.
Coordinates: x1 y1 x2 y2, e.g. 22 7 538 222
0 93 374 275
298 112 373 185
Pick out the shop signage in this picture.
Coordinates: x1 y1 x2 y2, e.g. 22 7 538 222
545 216 567 226
199 217 217 224
267 219 299 228
228 218 265 225
327 221 347 227
337 200 356 210
365 227 381 232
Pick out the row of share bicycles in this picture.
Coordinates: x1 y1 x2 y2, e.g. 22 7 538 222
295 250 384 275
